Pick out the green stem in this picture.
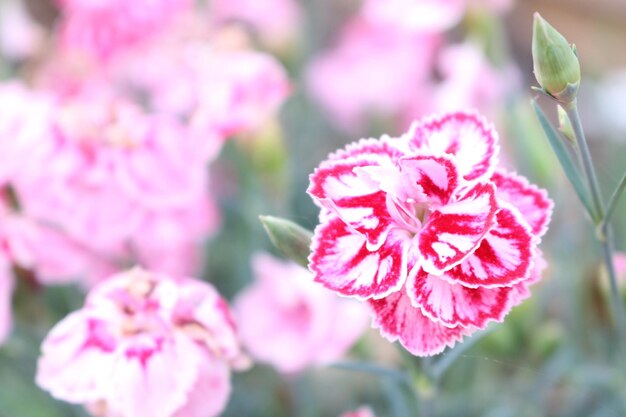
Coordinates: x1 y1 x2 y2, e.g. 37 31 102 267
564 101 626 350
564 101 604 219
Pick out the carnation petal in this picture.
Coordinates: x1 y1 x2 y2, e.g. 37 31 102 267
368 290 467 356
308 156 395 250
408 269 512 328
310 218 409 299
444 207 534 287
491 170 553 239
406 111 498 182
419 182 498 274
108 334 201 417
398 155 459 205
36 311 118 403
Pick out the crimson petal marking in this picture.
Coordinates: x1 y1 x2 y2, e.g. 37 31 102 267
419 182 498 274
309 218 409 299
327 136 404 162
367 291 469 356
308 156 394 250
491 171 553 239
444 207 534 288
405 111 499 182
408 269 513 328
399 155 459 205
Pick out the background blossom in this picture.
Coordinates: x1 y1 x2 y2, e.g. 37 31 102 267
235 253 368 373
36 268 249 417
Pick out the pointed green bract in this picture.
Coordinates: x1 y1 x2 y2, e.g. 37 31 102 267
259 215 313 268
532 13 580 104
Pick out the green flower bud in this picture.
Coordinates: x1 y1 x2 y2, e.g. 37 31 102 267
532 13 580 104
259 215 313 268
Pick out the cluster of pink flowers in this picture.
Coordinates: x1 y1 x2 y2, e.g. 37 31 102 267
36 268 249 417
234 253 368 373
0 0 291 347
306 0 517 133
308 111 552 355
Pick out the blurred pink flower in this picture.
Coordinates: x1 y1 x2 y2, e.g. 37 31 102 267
339 406 376 417
209 0 302 49
362 0 465 32
188 50 291 138
610 252 626 286
431 42 518 116
0 85 220 284
234 253 368 374
56 0 192 60
0 82 55 187
37 267 249 417
307 18 438 132
308 111 552 355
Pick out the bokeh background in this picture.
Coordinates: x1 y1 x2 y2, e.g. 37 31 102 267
1 0 626 416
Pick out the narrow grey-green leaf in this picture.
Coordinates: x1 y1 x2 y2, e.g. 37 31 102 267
259 215 313 268
603 171 626 228
532 100 596 220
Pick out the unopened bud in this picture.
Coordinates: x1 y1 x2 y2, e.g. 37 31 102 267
532 13 580 104
259 216 313 268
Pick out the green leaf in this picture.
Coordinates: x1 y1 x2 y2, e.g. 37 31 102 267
532 100 596 219
603 171 626 229
259 215 313 268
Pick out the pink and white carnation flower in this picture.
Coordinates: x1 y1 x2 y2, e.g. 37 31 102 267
308 111 553 356
234 253 368 374
36 267 249 417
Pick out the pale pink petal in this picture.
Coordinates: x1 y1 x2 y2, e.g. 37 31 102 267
419 182 498 274
173 278 248 368
398 155 459 205
107 334 201 417
172 358 231 417
36 310 118 403
308 155 396 250
408 269 513 328
444 207 534 287
406 111 499 182
310 218 410 299
491 170 553 239
368 291 468 356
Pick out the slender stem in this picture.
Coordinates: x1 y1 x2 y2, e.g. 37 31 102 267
564 101 626 349
564 101 604 220
604 172 626 228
